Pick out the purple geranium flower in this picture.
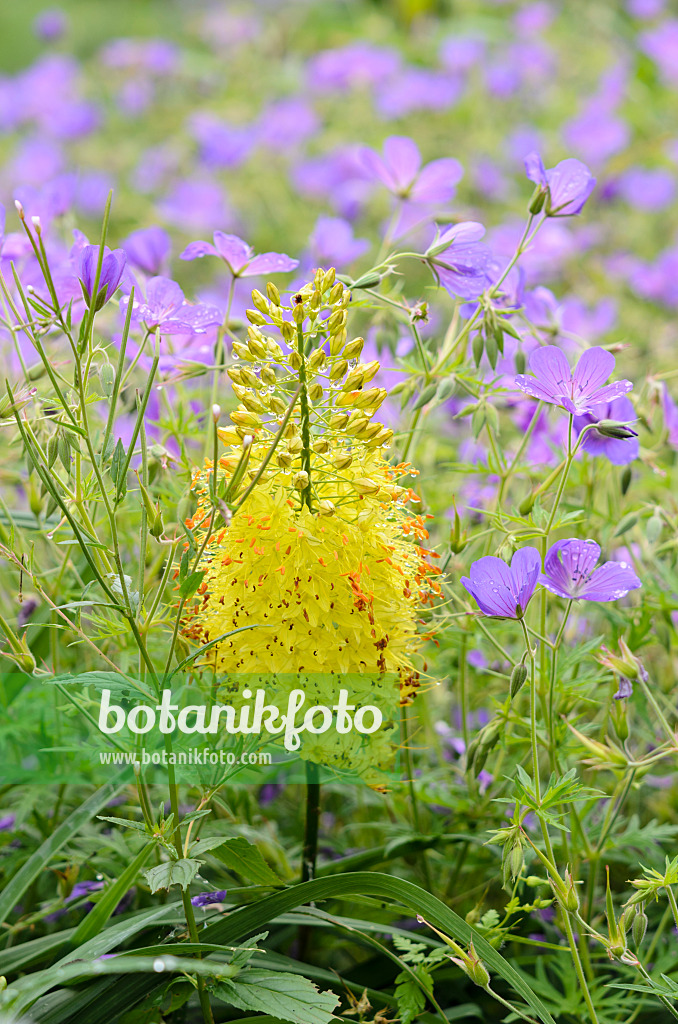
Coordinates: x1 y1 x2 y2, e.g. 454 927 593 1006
427 222 491 299
461 548 541 618
191 889 227 907
540 539 641 601
76 244 127 310
515 346 633 415
309 215 369 267
573 396 639 465
122 277 222 335
359 136 463 204
122 226 171 276
524 152 596 216
181 232 298 277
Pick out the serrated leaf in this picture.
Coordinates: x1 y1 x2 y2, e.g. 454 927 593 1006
395 966 431 1024
143 859 201 893
211 969 339 1024
210 837 283 886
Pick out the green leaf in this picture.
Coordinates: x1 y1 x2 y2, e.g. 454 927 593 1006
178 571 205 599
46 671 153 700
143 859 201 893
395 966 430 1024
199 873 556 1024
209 837 283 886
211 969 339 1024
0 776 125 927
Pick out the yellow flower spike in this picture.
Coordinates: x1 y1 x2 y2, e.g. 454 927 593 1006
182 273 442 776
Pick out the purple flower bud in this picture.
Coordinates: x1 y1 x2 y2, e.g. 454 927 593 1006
190 889 228 907
76 245 127 311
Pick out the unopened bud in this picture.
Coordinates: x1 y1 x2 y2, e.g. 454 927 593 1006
353 477 380 495
308 383 323 402
308 348 326 370
317 499 336 516
342 337 364 360
632 908 648 947
329 412 349 430
293 470 309 491
333 452 353 469
251 289 269 315
245 308 267 326
212 404 221 422
266 282 280 305
510 661 528 699
14 199 25 219
594 419 638 440
288 350 302 371
330 359 349 381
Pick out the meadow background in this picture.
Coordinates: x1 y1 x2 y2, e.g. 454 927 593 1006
0 1 677 1022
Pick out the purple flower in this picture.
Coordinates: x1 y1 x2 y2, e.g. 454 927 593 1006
181 232 298 277
515 346 633 415
640 21 678 85
663 384 678 448
375 70 462 119
613 677 634 700
573 396 639 465
617 167 676 211
191 889 227 907
540 539 641 602
0 814 16 832
122 226 171 276
427 222 491 299
122 277 222 335
359 136 463 204
33 8 68 42
524 153 596 216
306 43 400 93
461 548 541 618
309 216 369 267
76 245 127 310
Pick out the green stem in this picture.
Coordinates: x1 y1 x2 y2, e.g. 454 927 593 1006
301 761 321 883
295 321 313 512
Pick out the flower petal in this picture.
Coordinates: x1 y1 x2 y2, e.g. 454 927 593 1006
577 561 642 601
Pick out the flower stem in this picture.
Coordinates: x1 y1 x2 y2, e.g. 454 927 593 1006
296 322 313 512
301 760 320 882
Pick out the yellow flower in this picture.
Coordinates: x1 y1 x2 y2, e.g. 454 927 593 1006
181 271 442 779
